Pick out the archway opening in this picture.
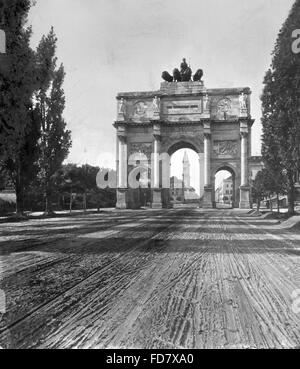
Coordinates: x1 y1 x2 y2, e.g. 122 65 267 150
169 148 202 207
214 168 236 209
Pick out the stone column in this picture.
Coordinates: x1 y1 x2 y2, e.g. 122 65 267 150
239 127 251 209
118 136 128 188
161 152 171 208
204 134 211 187
153 136 160 188
116 133 119 190
116 131 128 209
152 124 162 209
203 121 213 208
240 132 248 187
199 154 205 199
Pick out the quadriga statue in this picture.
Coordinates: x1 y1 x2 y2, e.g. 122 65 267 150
161 59 203 83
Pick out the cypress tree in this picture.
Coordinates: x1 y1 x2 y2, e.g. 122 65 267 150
261 0 300 214
35 29 71 214
0 0 38 215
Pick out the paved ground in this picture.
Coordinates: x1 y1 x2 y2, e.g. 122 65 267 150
0 208 300 349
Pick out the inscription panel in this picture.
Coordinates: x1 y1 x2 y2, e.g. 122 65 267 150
162 98 204 122
162 125 203 136
164 100 202 115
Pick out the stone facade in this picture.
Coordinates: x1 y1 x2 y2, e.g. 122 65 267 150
114 81 255 209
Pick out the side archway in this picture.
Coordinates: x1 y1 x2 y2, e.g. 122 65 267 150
214 164 239 208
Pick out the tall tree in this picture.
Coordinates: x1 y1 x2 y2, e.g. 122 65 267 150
261 70 288 213
76 165 99 212
252 170 267 212
261 0 300 214
0 0 39 215
35 29 72 214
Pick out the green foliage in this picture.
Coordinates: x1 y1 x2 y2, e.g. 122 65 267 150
53 164 116 211
252 170 267 209
0 0 39 214
261 0 300 214
34 29 72 213
0 2 72 215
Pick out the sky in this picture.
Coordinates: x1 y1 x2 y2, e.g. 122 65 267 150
28 0 295 172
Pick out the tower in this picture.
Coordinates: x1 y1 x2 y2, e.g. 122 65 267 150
183 151 191 189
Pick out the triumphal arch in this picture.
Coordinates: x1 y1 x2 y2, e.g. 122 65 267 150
114 61 254 209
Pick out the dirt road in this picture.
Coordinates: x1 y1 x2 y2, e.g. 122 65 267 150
0 209 299 349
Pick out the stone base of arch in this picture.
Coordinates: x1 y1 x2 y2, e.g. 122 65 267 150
203 186 214 208
152 189 163 209
116 188 128 209
239 186 251 209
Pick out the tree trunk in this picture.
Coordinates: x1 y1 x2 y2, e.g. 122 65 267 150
270 195 273 212
277 193 280 213
69 189 73 215
257 199 260 212
44 184 54 216
15 162 24 216
45 193 51 214
287 173 295 215
83 191 87 213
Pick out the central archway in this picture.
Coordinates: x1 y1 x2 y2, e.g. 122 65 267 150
161 140 204 208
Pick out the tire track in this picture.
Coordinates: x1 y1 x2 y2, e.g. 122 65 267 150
0 209 183 348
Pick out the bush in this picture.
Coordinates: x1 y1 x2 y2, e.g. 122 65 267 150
0 194 16 215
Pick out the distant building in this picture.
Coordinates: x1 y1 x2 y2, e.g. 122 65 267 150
170 152 199 202
215 186 222 204
183 151 191 189
170 176 184 201
216 176 233 204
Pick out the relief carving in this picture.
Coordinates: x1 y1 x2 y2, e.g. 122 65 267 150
217 98 232 120
213 140 238 158
133 101 147 117
129 143 152 159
